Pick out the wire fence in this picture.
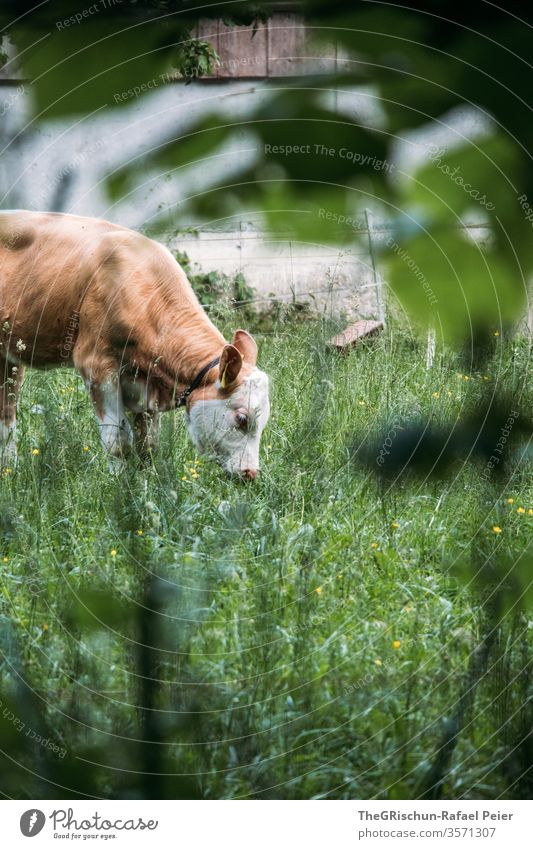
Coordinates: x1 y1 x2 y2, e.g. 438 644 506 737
175 219 500 324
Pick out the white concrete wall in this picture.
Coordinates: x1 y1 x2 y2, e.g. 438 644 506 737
171 228 381 318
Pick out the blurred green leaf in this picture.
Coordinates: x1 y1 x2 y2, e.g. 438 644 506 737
405 136 522 221
14 21 175 118
385 229 525 342
453 546 533 615
63 586 131 632
256 90 390 185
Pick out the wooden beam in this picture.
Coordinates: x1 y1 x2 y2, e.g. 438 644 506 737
327 320 384 351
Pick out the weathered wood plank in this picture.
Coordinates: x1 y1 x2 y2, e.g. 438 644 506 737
215 21 269 78
197 13 338 78
268 14 337 76
327 320 384 350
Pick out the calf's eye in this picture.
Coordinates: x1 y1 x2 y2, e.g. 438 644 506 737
235 410 248 429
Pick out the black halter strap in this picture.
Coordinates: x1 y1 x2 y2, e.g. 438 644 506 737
176 356 220 408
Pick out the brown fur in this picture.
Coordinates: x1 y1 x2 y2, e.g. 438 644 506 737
0 211 249 433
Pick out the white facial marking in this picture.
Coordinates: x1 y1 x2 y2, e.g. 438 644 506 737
187 368 270 475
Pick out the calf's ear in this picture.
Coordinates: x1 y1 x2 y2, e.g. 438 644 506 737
232 329 258 367
219 344 243 388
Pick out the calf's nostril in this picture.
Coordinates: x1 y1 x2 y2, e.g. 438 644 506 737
242 468 257 481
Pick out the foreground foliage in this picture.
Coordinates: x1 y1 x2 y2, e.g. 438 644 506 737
1 319 531 799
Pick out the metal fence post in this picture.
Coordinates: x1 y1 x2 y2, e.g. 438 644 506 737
365 208 386 326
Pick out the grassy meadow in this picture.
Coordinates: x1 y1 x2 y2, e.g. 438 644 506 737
0 315 531 800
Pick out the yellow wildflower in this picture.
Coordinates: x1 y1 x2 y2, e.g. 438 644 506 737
371 542 379 549
392 640 401 649
31 448 40 456
374 659 382 667
507 498 514 504
110 549 117 557
517 507 525 514
492 526 502 534
315 586 323 595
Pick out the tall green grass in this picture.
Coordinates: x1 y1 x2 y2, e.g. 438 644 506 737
0 319 531 799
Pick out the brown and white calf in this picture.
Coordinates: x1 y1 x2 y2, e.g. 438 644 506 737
0 211 270 479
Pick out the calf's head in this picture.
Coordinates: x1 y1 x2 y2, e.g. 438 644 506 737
186 330 270 480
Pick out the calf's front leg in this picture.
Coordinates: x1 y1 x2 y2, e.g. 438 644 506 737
86 376 133 466
74 337 132 468
0 358 24 466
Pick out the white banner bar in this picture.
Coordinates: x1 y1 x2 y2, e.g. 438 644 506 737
3 800 531 848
